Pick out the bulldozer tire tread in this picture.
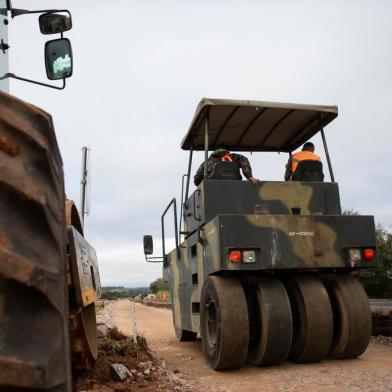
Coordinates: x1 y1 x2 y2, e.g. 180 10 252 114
0 92 70 391
200 276 249 370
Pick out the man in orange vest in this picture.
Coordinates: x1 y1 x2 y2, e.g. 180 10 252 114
284 142 321 181
194 148 258 186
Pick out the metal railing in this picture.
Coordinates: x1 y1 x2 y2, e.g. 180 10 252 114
161 198 180 265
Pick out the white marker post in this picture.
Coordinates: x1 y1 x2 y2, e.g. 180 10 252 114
131 301 138 344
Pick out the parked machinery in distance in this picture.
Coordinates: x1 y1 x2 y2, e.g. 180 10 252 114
144 98 378 369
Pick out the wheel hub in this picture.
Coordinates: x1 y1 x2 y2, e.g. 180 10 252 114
205 299 218 349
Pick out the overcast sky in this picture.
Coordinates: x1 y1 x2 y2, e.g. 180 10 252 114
5 0 392 286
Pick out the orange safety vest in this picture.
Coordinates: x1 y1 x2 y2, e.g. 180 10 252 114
291 150 320 173
221 152 233 162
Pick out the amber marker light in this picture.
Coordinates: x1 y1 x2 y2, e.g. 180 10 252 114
229 250 242 262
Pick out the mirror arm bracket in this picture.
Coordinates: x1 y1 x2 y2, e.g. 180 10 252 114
0 39 10 53
8 8 63 18
144 255 164 263
0 73 66 90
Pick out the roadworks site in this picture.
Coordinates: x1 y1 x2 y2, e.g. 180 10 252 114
73 301 392 392
74 326 194 392
74 301 195 392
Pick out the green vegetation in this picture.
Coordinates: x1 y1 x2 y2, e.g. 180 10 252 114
95 302 105 314
100 287 149 300
354 225 392 299
149 278 169 294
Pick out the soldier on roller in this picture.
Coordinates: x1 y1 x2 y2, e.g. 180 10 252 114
284 142 322 181
194 148 258 186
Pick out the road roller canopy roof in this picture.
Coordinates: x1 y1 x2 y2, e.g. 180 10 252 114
181 98 338 152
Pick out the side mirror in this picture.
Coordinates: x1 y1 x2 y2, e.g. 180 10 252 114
143 235 153 255
45 38 73 80
39 11 72 34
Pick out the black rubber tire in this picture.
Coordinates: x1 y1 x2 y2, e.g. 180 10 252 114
284 274 333 363
323 274 372 359
175 328 197 341
248 277 293 366
200 276 249 370
0 92 70 391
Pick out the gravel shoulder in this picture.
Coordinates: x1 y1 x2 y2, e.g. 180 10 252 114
108 300 392 392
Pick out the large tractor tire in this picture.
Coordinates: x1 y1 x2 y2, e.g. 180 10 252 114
247 277 293 366
200 276 249 370
0 92 71 391
323 274 372 359
284 274 334 363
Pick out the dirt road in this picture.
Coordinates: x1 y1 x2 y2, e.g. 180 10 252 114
107 300 392 392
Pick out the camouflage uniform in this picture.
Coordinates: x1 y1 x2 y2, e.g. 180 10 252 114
194 151 253 186
284 156 293 181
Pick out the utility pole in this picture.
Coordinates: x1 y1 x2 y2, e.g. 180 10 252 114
80 146 89 228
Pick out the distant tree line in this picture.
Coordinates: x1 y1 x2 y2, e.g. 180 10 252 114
101 286 127 291
149 278 169 293
100 286 149 300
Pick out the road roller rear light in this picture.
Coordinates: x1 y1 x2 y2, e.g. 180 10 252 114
229 250 242 262
363 248 375 261
348 248 361 267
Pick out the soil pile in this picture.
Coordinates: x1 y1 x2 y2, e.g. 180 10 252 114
74 327 194 392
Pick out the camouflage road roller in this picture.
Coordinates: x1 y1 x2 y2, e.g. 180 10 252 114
144 98 378 370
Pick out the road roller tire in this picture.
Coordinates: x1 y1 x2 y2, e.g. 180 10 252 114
284 274 333 363
175 328 197 341
200 276 249 370
323 274 372 359
247 277 293 366
0 93 70 391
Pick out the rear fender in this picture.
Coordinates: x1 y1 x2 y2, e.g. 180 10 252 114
67 227 101 307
